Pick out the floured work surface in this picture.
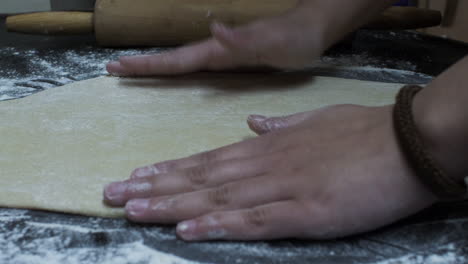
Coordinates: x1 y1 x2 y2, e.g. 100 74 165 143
0 73 402 218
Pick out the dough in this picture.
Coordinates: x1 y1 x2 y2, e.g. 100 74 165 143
0 73 403 218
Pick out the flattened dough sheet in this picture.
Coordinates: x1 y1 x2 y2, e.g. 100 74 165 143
0 73 402 217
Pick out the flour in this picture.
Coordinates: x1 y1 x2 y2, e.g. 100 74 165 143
374 246 466 264
0 46 164 101
1 207 468 264
0 94 15 100
320 53 418 72
312 53 433 84
26 221 106 234
0 209 205 264
6 242 202 264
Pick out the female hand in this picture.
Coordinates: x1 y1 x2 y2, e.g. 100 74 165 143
106 0 396 76
104 104 436 241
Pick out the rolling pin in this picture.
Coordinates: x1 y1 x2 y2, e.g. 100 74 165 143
6 0 442 47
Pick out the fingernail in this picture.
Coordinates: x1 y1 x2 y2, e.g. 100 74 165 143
178 217 227 241
126 199 149 217
106 61 126 77
132 165 160 178
107 61 120 69
248 115 267 123
104 182 127 201
177 220 197 240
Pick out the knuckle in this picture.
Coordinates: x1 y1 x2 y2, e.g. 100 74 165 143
132 164 160 178
185 165 209 186
159 54 172 67
207 184 231 207
242 208 269 228
126 179 154 195
154 160 178 174
160 54 183 72
151 197 178 212
152 163 170 174
197 150 218 165
272 144 299 166
141 58 155 74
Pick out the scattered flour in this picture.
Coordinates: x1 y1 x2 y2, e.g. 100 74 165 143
0 94 15 100
0 46 164 101
25 221 107 234
320 53 418 72
375 251 466 264
0 210 206 264
1 208 467 264
4 241 202 264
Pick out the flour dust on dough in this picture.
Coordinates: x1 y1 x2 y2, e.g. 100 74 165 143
0 73 403 218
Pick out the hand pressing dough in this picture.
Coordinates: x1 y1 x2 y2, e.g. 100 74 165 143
0 73 403 218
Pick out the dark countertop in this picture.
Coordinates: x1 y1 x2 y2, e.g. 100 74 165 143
1 14 468 264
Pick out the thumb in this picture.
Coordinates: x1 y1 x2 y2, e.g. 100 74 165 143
210 22 266 66
247 112 313 135
210 14 303 68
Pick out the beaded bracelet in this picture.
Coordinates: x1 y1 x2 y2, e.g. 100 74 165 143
393 85 467 200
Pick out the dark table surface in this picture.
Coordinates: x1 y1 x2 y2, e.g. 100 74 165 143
1 14 468 264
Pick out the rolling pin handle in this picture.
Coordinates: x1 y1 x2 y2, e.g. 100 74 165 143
6 12 94 35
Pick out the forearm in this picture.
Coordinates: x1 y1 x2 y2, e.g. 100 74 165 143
303 0 397 51
413 56 468 183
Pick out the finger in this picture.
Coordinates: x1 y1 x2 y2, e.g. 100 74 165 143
106 61 127 76
107 41 212 76
176 201 306 241
106 38 240 77
124 174 294 223
130 162 170 178
103 178 153 207
104 154 281 206
131 110 319 180
107 17 290 77
247 111 313 135
130 135 276 179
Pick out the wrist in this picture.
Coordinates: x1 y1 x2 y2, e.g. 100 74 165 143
412 86 468 184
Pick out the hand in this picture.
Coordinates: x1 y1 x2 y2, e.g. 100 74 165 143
103 105 437 241
106 0 327 76
106 0 397 77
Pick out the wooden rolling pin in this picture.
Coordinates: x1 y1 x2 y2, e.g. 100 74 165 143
6 0 442 47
